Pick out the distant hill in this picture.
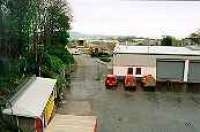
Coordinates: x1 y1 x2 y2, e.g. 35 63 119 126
70 32 88 39
70 31 138 40
70 32 114 40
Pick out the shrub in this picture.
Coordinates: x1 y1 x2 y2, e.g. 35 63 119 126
47 47 74 64
99 56 111 62
43 53 65 75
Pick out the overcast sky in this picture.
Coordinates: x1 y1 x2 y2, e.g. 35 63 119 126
68 0 200 38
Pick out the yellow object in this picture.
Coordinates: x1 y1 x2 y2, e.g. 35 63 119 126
44 94 55 124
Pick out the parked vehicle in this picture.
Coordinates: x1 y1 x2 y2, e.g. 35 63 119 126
124 74 136 90
105 74 117 89
70 48 81 55
142 74 156 88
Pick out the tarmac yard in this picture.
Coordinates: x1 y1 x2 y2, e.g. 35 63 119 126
58 55 200 132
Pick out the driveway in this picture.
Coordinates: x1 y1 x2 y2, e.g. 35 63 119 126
58 54 200 132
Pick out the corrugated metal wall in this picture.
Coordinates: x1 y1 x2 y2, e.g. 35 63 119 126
113 54 155 67
188 61 200 83
3 115 35 132
18 116 35 132
156 60 185 81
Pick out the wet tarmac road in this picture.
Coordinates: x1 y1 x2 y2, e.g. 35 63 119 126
58 55 200 132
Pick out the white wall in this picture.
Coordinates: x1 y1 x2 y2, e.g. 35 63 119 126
113 54 156 78
113 66 156 78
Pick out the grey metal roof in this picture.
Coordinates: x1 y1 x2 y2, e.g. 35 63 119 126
113 45 200 56
3 77 57 118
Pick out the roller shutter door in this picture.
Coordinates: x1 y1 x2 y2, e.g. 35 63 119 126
156 60 185 81
188 61 200 83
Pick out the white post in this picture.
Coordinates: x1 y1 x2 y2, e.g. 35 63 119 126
184 60 189 82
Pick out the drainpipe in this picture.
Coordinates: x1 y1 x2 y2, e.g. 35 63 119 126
184 60 189 82
183 60 189 92
125 41 128 48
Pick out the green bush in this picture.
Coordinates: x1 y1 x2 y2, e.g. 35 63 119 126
99 56 111 62
48 47 74 64
44 53 65 74
0 58 24 92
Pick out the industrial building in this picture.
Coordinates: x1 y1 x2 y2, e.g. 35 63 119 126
3 77 57 132
113 45 200 83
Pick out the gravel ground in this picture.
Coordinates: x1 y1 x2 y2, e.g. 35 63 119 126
58 54 200 132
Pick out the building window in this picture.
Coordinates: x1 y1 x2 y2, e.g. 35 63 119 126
136 68 141 75
127 67 133 74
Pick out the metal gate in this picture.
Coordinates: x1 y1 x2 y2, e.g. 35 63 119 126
188 61 200 83
156 60 185 81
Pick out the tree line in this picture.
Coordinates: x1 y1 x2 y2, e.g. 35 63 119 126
0 0 74 130
0 0 74 85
